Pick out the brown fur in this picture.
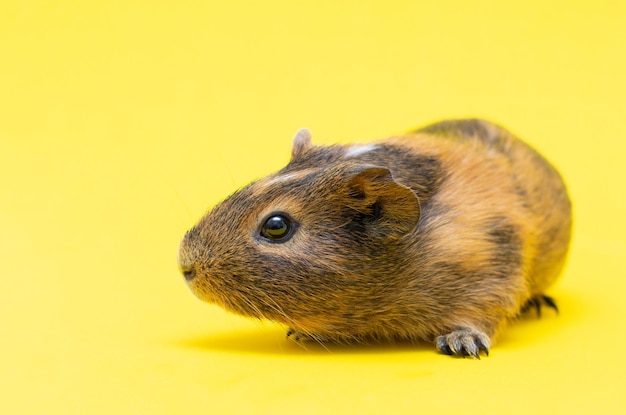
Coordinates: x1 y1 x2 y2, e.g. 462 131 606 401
178 119 572 358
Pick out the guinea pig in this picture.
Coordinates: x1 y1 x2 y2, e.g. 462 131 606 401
178 119 572 358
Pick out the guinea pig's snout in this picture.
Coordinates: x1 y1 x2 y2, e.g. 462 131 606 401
178 233 199 282
177 251 197 282
181 265 197 282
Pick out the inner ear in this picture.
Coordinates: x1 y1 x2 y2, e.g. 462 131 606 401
346 167 420 237
370 200 383 220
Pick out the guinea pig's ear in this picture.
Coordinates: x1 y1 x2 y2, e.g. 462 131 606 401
291 128 313 160
346 167 420 237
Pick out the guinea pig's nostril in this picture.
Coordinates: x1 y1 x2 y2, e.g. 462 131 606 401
181 266 197 282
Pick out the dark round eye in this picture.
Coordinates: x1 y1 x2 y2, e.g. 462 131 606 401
260 214 295 242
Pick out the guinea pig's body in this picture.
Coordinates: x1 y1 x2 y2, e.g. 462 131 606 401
178 119 571 357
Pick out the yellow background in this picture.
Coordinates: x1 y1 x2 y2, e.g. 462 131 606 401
1 1 625 414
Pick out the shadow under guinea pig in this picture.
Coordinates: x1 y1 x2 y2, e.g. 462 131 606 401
177 327 432 356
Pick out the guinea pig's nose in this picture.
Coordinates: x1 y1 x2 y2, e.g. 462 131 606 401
178 233 198 282
180 265 197 282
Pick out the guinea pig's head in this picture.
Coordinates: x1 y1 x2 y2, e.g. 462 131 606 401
178 129 421 337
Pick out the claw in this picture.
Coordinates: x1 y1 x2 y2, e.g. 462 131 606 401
436 336 454 355
542 295 559 314
521 295 559 317
436 328 491 358
478 339 490 357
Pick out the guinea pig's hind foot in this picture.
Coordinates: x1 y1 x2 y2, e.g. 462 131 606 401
520 294 559 317
435 328 490 359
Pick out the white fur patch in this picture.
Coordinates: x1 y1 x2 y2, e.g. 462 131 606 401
265 173 298 186
263 169 318 187
344 144 379 158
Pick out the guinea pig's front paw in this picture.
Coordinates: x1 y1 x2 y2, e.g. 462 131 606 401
435 328 490 358
286 328 308 342
286 328 328 343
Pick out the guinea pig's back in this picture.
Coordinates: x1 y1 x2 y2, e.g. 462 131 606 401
470 121 572 295
393 119 572 296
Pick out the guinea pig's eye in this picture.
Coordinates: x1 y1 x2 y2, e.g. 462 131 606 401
260 214 295 242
